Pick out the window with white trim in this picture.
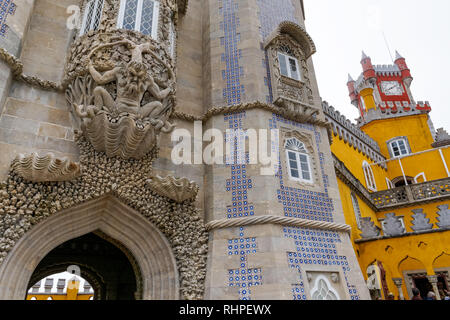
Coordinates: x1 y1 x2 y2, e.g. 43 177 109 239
80 0 104 36
350 193 362 229
389 138 409 157
278 52 301 81
285 138 313 183
363 161 377 192
117 0 160 39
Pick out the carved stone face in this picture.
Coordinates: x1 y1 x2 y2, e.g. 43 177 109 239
127 61 147 81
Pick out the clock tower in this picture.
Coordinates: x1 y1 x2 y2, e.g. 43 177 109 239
346 51 437 158
347 51 432 124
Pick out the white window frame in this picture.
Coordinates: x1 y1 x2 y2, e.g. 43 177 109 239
278 52 301 81
285 138 313 184
389 138 410 158
414 172 427 184
117 0 160 39
363 161 377 192
385 177 394 190
79 0 104 36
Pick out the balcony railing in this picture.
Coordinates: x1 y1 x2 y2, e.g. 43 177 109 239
370 178 450 209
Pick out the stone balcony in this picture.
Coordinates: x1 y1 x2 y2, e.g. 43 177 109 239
370 177 450 210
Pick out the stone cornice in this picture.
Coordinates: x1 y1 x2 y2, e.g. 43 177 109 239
0 47 63 92
322 101 386 168
205 215 352 234
355 226 450 244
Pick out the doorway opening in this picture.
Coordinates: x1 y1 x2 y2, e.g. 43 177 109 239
26 232 141 300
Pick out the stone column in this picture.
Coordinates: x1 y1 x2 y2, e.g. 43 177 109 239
392 278 404 300
427 275 441 300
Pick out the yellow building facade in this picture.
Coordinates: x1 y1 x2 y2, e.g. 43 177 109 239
323 51 450 300
26 277 94 301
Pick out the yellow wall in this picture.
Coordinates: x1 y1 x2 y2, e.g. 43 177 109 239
361 114 435 159
26 280 93 300
331 134 386 191
384 147 450 183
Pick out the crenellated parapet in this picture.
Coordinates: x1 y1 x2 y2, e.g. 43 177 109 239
322 101 386 168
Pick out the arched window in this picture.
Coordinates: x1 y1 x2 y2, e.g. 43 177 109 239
80 0 104 36
363 161 377 192
388 137 410 158
285 138 312 183
278 51 301 81
117 0 160 39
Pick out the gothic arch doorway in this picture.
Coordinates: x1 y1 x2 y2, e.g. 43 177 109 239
0 195 179 300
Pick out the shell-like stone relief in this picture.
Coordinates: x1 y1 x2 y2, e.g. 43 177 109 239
146 175 199 203
11 153 81 183
65 29 176 159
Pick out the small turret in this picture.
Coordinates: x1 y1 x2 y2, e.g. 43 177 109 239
361 51 376 81
347 74 358 106
394 51 412 85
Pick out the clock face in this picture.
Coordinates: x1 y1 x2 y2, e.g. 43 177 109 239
381 81 403 96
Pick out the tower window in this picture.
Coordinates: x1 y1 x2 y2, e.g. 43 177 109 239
80 0 104 36
363 161 377 192
117 0 160 39
278 52 301 81
389 138 410 158
285 138 312 183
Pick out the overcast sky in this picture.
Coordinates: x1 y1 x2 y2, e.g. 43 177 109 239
304 0 450 131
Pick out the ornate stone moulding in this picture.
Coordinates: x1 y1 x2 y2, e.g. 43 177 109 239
65 29 176 159
146 175 199 203
11 153 81 183
264 20 316 59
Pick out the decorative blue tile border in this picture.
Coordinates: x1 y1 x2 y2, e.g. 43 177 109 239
227 227 262 300
219 0 245 105
256 0 299 102
285 227 361 300
0 0 16 37
270 114 334 223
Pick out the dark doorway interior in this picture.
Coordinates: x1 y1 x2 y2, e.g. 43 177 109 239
413 277 432 300
27 232 139 300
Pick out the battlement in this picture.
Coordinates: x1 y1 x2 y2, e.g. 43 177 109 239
322 101 387 167
373 64 401 77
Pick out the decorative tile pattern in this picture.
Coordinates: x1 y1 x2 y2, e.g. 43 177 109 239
256 0 299 102
0 0 17 37
224 112 256 219
219 0 245 105
285 227 360 300
270 114 334 223
227 227 262 300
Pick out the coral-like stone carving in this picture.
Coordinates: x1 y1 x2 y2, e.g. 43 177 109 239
359 217 381 239
11 153 80 183
65 30 176 159
411 209 433 232
0 136 207 299
436 204 450 229
382 213 405 237
146 175 199 203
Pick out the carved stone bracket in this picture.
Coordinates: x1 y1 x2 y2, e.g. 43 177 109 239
64 30 176 159
11 153 81 183
359 217 381 239
411 209 433 232
146 175 199 203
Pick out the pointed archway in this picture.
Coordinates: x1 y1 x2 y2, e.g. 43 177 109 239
0 195 179 300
